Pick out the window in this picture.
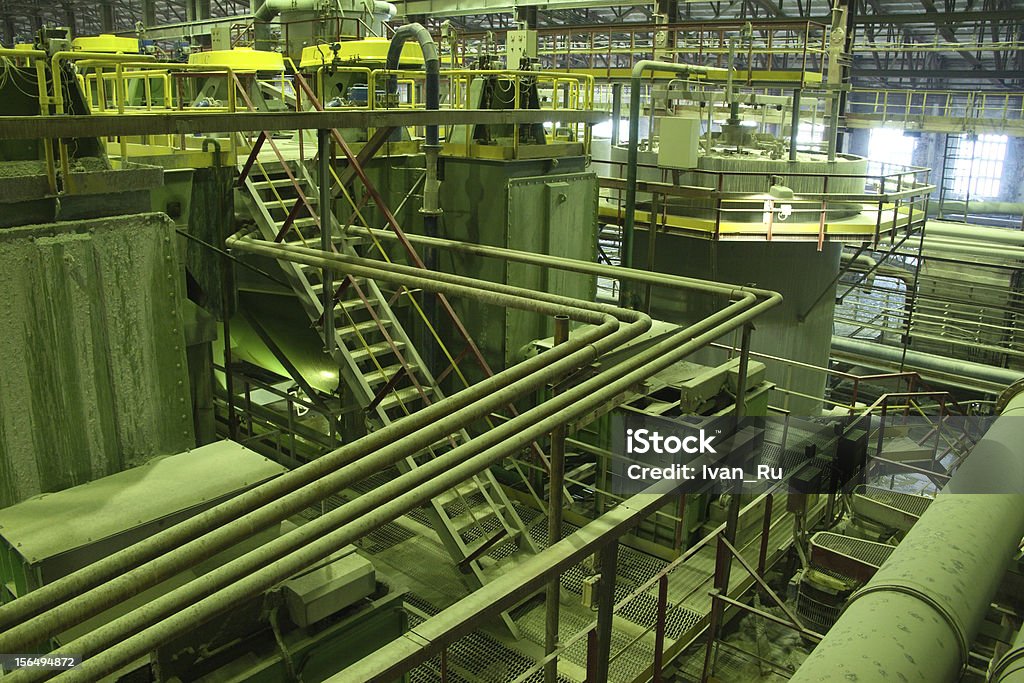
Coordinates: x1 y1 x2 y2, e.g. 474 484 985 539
953 134 1008 199
867 128 917 176
796 122 824 148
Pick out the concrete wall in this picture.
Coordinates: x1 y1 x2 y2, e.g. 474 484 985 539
0 213 194 507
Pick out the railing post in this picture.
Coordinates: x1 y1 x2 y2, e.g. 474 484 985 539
593 540 618 683
652 573 669 683
545 315 571 683
758 493 774 576
319 128 334 354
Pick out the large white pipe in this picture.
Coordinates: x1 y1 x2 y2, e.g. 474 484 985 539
993 626 1024 682
254 0 319 22
790 389 1024 683
926 221 1024 248
372 0 397 19
830 336 1024 389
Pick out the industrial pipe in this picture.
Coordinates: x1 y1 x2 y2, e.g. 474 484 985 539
45 243 779 681
5 261 647 676
0 255 641 652
351 225 754 299
789 389 1024 683
830 336 1024 389
929 201 1024 219
371 0 397 21
992 626 1024 683
916 235 1024 262
254 0 319 22
926 221 1024 246
621 60 726 306
387 23 439 148
0 218 767 647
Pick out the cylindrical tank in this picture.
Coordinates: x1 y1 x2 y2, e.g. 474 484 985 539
624 146 865 415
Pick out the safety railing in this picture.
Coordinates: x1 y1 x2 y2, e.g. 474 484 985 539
457 20 831 82
598 157 933 247
847 88 1024 129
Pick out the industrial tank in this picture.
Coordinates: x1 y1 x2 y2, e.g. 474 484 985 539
623 142 867 414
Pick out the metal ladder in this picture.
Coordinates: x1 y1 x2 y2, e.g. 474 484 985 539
938 133 970 221
236 157 535 636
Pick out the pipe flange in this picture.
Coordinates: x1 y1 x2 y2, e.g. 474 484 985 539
996 378 1024 414
849 582 970 676
991 646 1024 681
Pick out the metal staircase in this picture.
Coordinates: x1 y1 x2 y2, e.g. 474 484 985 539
236 154 536 635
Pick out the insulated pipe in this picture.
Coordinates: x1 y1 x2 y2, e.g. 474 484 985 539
876 236 1024 262
830 336 1024 388
0 222 757 645
352 225 753 298
254 0 319 22
992 626 1024 683
921 235 1024 261
387 23 439 147
621 60 726 306
0 257 640 652
611 82 622 146
926 221 1024 246
788 87 801 162
790 389 1024 683
45 244 780 682
6 262 647 675
929 201 1024 218
372 0 397 20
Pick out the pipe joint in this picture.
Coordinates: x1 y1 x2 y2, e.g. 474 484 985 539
850 581 970 673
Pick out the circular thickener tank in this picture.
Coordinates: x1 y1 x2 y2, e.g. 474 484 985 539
669 150 869 222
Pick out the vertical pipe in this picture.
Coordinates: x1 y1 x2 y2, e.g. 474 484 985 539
611 82 623 146
827 89 841 161
735 322 753 419
545 314 570 683
220 251 237 440
318 129 334 353
593 540 619 683
757 493 773 575
621 61 725 308
789 88 802 162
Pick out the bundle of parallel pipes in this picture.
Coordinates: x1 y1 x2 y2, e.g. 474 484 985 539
0 239 781 682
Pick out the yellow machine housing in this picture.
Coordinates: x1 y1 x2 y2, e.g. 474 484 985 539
71 34 139 54
299 38 424 69
189 47 285 72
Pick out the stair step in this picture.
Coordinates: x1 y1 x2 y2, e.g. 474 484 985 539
310 278 366 294
451 504 504 535
349 340 406 364
338 296 378 312
379 384 433 412
336 318 391 337
251 177 309 190
276 217 321 231
364 363 417 387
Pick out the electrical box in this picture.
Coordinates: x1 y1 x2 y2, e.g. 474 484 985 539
210 26 232 51
581 574 601 609
506 29 538 70
283 547 376 627
657 114 701 170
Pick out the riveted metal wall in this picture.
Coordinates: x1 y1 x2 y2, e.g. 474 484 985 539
0 212 195 507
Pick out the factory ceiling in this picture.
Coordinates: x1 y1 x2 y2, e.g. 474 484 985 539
1 0 1021 89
